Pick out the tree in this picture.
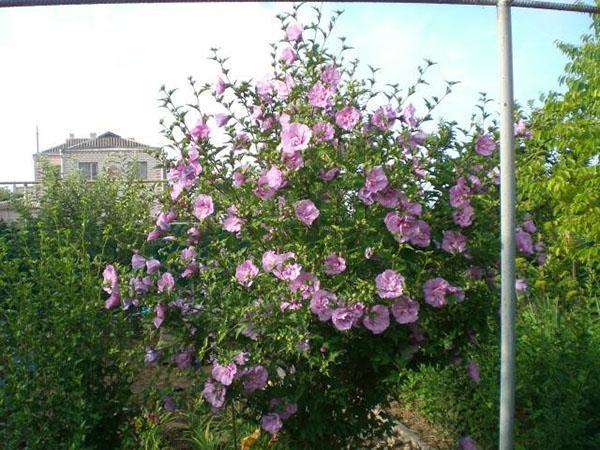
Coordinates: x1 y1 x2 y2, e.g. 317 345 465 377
519 15 599 296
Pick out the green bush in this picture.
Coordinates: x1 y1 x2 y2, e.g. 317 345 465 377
0 170 155 449
400 296 600 450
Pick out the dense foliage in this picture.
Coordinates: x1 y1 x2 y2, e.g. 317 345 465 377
0 170 154 449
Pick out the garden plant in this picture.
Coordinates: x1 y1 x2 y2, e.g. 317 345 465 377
101 5 546 449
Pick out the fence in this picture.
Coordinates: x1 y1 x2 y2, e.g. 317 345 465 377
0 179 166 223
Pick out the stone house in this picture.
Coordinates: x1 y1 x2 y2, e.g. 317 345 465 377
33 131 164 181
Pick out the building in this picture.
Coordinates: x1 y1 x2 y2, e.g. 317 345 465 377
33 131 163 182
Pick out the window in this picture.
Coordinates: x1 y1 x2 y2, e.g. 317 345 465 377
137 161 148 179
78 162 98 180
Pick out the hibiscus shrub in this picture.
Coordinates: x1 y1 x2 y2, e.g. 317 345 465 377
103 5 542 448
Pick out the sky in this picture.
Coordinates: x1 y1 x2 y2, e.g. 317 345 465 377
0 1 593 182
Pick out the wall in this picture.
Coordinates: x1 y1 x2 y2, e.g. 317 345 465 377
62 149 163 180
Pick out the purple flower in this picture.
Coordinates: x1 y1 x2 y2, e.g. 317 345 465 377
522 217 537 234
104 291 121 310
156 209 176 231
449 177 471 208
131 253 146 270
335 106 360 130
193 194 214 221
453 204 475 227
467 360 481 384
144 346 161 366
256 77 273 101
146 258 160 275
191 119 210 142
289 271 320 299
280 122 312 156
163 396 176 412
222 206 245 233
102 264 118 293
264 166 286 189
157 272 175 293
279 402 298 420
286 22 303 42
236 260 259 287
212 362 237 386
310 289 337 321
241 323 259 340
376 270 405 299
358 187 375 205
307 82 333 109
181 246 197 262
319 167 340 182
153 303 167 328
384 213 430 247
321 65 341 89
282 150 304 170
131 276 152 294
295 199 319 226
233 170 246 187
202 379 226 409
391 296 420 324
459 436 478 450
312 121 335 142
279 46 296 65
423 277 450 308
175 350 193 370
255 166 286 200
515 278 528 293
371 105 397 130
262 250 295 273
401 103 417 129
215 113 231 127
363 305 390 335
441 231 467 254
376 186 400 208
233 352 248 366
324 254 346 275
273 263 302 282
365 166 388 193
332 306 361 331
215 77 226 96
515 228 533 255
514 118 532 138
147 229 160 241
261 413 282 434
475 133 496 156
243 365 268 392
448 285 465 302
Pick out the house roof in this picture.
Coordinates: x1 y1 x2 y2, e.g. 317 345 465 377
39 131 157 155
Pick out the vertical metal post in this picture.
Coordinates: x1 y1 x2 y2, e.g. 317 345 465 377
497 1 516 450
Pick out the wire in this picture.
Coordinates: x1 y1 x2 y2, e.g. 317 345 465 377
0 0 598 14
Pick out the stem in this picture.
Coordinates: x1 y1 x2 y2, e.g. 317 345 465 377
231 401 238 450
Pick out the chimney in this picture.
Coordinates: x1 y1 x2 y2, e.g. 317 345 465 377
90 132 97 139
69 133 75 139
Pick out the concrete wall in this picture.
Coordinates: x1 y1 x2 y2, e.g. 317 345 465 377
0 201 21 223
33 154 62 182
62 149 162 180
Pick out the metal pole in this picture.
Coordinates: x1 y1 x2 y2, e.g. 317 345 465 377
497 1 516 449
1 0 600 14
